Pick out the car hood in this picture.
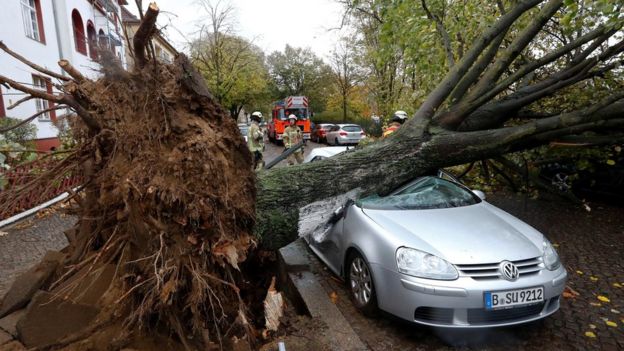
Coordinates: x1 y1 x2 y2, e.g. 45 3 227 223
361 202 544 264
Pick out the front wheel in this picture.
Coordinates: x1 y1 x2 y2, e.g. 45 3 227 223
346 251 379 317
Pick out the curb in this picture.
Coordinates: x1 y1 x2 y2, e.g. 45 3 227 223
278 238 368 351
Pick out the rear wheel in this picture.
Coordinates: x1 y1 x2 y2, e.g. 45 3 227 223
346 251 379 317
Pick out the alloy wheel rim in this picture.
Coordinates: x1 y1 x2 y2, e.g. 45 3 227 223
350 257 372 305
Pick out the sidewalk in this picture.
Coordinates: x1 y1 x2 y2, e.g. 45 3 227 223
0 213 75 296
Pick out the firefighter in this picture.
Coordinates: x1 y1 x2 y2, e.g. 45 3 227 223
382 110 408 137
283 114 304 165
247 111 264 170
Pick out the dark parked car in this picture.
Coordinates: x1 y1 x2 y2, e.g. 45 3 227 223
311 123 336 143
537 144 624 204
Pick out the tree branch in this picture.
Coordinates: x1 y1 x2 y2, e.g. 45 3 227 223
133 2 159 69
407 0 542 126
0 41 70 82
59 60 86 83
463 0 563 106
0 106 66 133
439 24 617 129
6 95 34 110
421 0 455 68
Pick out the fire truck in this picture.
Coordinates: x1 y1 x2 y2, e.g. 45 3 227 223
268 96 311 143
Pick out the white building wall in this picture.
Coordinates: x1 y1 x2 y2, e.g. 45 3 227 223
0 0 63 139
0 0 127 141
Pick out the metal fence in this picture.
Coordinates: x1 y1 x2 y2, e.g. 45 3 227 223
0 158 82 220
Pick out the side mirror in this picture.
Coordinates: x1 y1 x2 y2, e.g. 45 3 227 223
328 206 344 224
472 190 486 200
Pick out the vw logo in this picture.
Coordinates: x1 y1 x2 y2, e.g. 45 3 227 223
499 261 519 281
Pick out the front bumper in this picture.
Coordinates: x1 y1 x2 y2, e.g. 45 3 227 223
370 263 567 328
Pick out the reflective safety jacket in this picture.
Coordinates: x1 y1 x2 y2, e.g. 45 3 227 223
247 122 264 152
383 123 401 137
283 125 303 149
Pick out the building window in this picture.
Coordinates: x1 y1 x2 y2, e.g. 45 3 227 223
32 75 56 122
21 0 46 43
87 21 98 60
72 9 87 55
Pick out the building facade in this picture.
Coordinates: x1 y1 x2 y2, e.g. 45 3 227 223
0 0 128 151
121 6 177 69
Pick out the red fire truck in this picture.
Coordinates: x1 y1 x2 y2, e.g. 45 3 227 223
268 96 311 143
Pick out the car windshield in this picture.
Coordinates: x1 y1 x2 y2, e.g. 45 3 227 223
356 176 480 210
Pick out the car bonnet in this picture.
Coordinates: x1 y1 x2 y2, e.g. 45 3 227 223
361 202 544 264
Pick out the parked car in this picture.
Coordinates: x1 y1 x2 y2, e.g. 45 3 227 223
326 124 366 145
237 123 249 143
304 146 350 163
536 144 624 205
311 123 336 143
305 170 567 327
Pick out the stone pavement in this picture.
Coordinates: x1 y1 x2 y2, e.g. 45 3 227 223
314 193 624 351
0 213 75 297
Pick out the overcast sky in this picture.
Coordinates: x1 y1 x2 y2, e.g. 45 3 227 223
128 0 348 60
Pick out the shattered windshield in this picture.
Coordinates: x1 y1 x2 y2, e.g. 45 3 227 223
356 176 480 210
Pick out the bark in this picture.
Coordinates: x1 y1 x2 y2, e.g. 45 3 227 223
133 2 159 69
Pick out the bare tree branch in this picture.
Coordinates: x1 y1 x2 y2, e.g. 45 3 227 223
6 95 34 110
0 105 66 133
59 60 86 83
0 41 70 81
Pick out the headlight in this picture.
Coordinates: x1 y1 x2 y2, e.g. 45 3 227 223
396 247 458 280
542 239 560 271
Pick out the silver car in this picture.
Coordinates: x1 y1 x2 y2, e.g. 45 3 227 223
326 124 366 145
305 171 567 327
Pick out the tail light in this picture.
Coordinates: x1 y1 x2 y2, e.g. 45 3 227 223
319 130 326 135
339 132 348 136
360 132 365 135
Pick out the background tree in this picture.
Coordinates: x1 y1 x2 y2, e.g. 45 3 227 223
190 0 271 118
266 45 333 113
329 36 364 121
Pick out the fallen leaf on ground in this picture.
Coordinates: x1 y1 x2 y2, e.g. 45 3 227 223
597 295 611 303
590 276 599 282
589 324 597 329
613 283 623 288
590 302 602 307
585 331 596 338
576 270 584 275
606 321 618 327
611 309 620 314
329 291 338 304
0 231 7 237
563 285 580 298
552 243 559 248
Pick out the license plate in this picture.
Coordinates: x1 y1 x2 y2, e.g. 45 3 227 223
484 286 544 310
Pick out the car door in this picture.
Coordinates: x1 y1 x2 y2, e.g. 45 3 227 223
326 126 339 145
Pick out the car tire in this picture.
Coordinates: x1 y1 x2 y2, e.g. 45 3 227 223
335 137 340 146
346 251 379 317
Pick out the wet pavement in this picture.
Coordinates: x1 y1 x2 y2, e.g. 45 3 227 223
0 212 73 297
312 193 624 350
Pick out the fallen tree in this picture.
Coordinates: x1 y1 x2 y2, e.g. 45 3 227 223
0 0 622 350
